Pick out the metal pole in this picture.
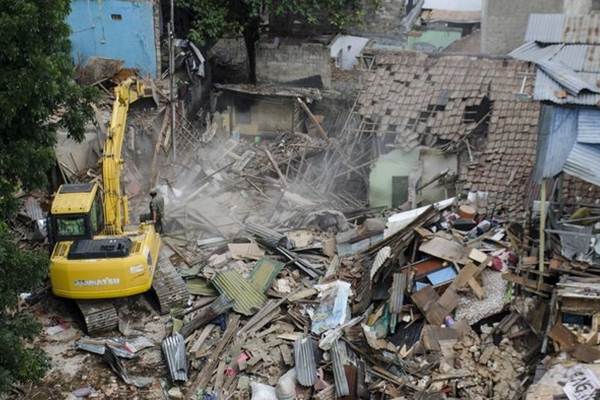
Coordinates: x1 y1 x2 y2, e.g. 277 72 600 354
169 0 176 161
538 180 546 290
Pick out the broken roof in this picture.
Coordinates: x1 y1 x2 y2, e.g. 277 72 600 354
511 14 600 105
358 50 540 218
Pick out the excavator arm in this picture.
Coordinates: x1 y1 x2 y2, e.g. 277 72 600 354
102 78 145 235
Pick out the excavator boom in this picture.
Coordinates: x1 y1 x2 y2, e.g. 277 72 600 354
103 78 145 234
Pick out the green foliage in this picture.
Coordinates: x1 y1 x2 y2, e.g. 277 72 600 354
178 0 369 46
0 0 96 219
0 223 49 393
0 0 95 392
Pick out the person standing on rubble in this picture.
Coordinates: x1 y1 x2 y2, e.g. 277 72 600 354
142 188 164 234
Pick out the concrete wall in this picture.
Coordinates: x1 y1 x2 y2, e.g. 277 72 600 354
232 96 294 136
564 0 600 13
369 148 419 208
369 147 457 208
255 41 332 88
481 0 563 55
68 0 159 78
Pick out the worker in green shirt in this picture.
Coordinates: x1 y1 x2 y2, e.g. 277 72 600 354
142 188 164 233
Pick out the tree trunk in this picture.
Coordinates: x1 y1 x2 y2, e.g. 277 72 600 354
243 18 260 84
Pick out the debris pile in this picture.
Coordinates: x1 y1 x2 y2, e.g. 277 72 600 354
141 197 542 400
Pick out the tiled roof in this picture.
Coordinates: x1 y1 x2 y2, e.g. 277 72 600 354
358 51 541 219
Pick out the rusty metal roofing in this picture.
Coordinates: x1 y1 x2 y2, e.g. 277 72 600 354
212 270 267 316
331 341 349 397
537 60 600 96
161 333 188 382
533 69 600 105
525 14 600 45
563 14 600 45
294 336 317 387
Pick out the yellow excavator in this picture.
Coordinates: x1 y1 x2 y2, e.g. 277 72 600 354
48 78 188 334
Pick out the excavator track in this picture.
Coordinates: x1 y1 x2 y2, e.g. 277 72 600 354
152 256 189 314
76 300 118 335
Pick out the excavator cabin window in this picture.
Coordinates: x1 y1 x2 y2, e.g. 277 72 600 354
51 191 104 243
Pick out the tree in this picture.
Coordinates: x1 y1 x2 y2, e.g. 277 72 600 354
0 0 95 392
177 0 372 82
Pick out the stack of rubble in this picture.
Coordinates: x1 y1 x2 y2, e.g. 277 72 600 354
143 196 541 400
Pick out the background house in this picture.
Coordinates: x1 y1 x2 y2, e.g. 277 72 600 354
68 0 161 78
356 51 540 218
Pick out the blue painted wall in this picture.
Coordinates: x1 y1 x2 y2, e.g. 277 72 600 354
68 0 159 78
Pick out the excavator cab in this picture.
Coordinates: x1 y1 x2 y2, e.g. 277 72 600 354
48 182 104 246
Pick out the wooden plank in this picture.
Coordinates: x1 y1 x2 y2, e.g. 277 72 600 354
419 237 468 264
502 273 553 293
467 277 485 300
184 314 241 399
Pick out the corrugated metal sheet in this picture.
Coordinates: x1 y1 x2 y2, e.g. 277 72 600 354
370 246 391 279
563 14 600 45
161 333 188 382
533 69 600 105
533 105 578 182
331 341 349 397
389 272 407 314
509 42 561 63
212 270 267 316
578 108 600 144
537 60 599 96
525 14 600 45
564 143 600 187
511 43 600 73
550 45 589 71
584 46 600 72
525 14 566 43
294 337 317 387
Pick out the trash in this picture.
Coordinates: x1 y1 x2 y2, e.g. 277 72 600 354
275 368 297 400
311 280 351 334
563 365 600 400
71 387 95 397
102 345 153 388
250 382 278 400
76 336 154 358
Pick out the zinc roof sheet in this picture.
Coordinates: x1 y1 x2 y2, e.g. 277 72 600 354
564 143 600 187
525 14 566 43
533 69 600 105
577 108 600 144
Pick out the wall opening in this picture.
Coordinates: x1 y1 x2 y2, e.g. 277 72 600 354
392 176 409 207
110 14 122 21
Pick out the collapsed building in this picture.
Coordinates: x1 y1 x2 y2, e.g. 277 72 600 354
9 4 600 400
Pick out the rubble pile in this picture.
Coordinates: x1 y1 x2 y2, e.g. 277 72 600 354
134 196 541 400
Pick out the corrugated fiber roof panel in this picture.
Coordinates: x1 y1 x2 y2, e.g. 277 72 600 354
212 270 267 316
